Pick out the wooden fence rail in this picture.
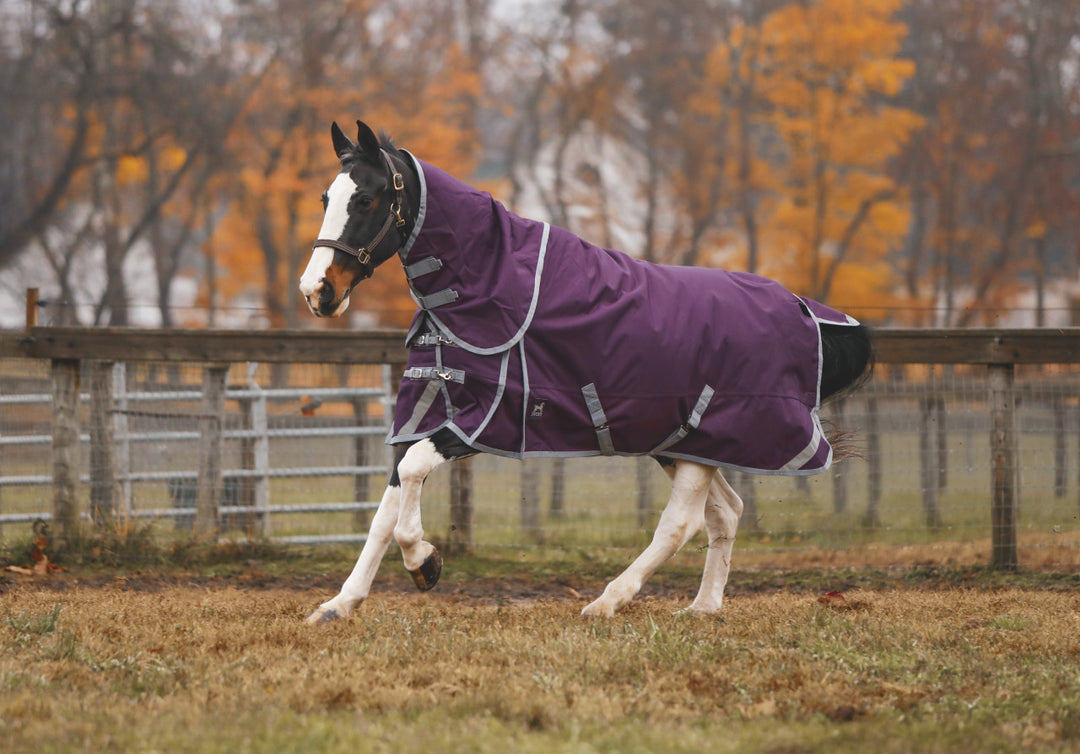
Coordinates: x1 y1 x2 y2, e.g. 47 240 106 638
4 326 1080 566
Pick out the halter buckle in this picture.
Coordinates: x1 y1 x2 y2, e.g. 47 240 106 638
393 172 405 192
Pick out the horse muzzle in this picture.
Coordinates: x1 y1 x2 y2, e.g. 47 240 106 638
305 278 351 318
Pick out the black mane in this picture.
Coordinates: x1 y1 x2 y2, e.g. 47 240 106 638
378 132 398 153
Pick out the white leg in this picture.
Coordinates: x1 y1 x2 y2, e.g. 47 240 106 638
393 439 448 587
306 483 401 623
686 470 743 614
582 460 713 618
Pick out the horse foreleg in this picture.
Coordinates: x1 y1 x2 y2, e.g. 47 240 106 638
394 437 451 591
582 460 712 618
306 480 402 623
685 470 743 614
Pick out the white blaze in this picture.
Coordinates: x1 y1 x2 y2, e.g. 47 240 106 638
299 172 357 300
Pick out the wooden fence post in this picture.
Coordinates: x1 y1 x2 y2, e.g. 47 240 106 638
448 458 474 554
989 364 1018 569
51 359 81 547
520 458 542 542
1053 396 1066 498
635 456 653 527
88 361 118 529
26 287 39 328
919 395 942 528
113 363 133 518
195 365 228 538
352 395 372 531
864 395 882 529
832 398 848 514
550 457 566 519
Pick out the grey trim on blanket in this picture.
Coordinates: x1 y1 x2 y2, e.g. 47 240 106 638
397 380 443 437
419 223 552 357
650 385 716 455
780 409 824 471
398 150 427 260
467 349 512 444
391 424 835 477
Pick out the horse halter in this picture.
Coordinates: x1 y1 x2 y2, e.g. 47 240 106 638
313 150 408 281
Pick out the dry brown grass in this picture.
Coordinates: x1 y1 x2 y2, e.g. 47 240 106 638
735 529 1080 570
3 574 1080 753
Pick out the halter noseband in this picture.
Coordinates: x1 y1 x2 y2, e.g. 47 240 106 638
313 150 408 281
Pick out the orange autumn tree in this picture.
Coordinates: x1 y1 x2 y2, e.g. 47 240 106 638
752 0 923 313
207 0 482 328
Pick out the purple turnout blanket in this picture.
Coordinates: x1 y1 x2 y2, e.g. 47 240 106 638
389 153 860 474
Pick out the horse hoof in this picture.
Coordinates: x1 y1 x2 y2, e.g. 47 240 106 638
409 549 442 591
306 606 344 624
580 600 616 619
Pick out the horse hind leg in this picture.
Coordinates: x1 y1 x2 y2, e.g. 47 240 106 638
684 470 743 614
582 460 712 618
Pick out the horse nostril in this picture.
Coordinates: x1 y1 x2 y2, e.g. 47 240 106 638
319 278 335 306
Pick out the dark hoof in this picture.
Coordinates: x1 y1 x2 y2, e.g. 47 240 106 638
409 549 443 591
307 607 343 624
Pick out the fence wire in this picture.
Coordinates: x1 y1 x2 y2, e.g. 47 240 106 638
2 358 1079 567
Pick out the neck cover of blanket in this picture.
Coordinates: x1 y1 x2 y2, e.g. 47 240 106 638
389 152 859 475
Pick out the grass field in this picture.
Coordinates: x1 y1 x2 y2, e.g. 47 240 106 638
3 547 1080 753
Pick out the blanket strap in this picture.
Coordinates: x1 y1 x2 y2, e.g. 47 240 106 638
403 256 443 280
403 366 465 384
650 385 715 455
417 288 459 309
410 332 456 347
581 383 615 456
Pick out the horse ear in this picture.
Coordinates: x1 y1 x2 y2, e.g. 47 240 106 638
355 120 382 163
331 121 355 162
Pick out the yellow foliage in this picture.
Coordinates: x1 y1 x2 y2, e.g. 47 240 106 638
731 0 923 310
116 156 149 186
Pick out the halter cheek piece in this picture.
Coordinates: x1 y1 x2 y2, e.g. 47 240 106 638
313 150 408 282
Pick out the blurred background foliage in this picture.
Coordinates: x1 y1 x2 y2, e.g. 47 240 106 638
0 0 1077 328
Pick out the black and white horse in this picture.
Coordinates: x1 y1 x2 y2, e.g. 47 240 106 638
299 120 872 623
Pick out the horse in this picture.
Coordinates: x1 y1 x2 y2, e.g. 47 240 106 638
299 120 873 623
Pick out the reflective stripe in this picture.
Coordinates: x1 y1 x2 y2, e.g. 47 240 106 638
397 380 442 436
651 385 715 455
417 288 459 309
581 383 615 456
403 256 443 280
781 412 824 471
403 366 465 384
687 386 715 428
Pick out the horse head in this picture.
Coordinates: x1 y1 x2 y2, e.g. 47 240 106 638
299 120 414 317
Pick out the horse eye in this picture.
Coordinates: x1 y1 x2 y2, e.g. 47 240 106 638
355 195 374 210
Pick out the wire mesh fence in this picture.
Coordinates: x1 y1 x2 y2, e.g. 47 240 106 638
2 336 1080 567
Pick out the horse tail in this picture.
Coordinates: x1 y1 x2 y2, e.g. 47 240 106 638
820 323 873 402
819 322 873 461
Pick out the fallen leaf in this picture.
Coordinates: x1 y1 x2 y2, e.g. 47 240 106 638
818 590 847 608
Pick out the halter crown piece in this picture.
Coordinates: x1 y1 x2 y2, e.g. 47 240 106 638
313 150 408 280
